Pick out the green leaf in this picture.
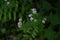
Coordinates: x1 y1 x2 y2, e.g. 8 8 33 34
1 28 6 34
13 12 16 21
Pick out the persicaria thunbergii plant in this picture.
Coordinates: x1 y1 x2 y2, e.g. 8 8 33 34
0 0 60 40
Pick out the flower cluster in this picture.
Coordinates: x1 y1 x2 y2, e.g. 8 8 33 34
18 18 22 28
28 8 37 22
31 8 37 14
17 8 47 28
4 0 10 5
42 18 47 24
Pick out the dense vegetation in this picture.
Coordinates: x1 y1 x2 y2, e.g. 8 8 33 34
0 0 60 40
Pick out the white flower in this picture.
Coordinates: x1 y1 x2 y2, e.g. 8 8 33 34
30 17 34 21
4 0 7 1
34 19 37 22
31 8 37 14
28 14 32 17
42 18 47 24
7 1 10 5
44 18 47 21
18 22 22 28
42 20 45 24
19 18 22 22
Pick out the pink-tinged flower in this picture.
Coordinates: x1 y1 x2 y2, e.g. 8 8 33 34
30 17 34 21
18 22 22 28
28 14 32 17
31 8 37 14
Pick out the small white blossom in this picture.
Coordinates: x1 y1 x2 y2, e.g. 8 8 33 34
34 19 37 22
7 1 10 5
19 18 22 22
44 18 47 21
42 20 45 24
31 8 37 14
4 0 7 1
42 17 47 24
18 22 22 28
28 14 32 17
30 17 34 21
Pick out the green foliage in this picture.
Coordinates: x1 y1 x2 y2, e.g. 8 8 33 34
0 0 60 40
